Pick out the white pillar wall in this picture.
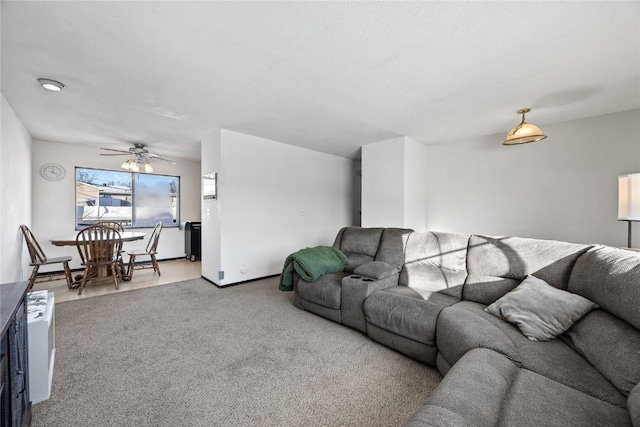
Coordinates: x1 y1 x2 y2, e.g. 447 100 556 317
361 136 429 231
200 129 354 286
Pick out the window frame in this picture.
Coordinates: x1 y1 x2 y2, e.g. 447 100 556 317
74 166 180 230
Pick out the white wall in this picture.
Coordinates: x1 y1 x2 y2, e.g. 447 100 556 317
361 136 430 231
0 94 33 283
361 137 405 227
201 129 353 286
31 140 202 271
403 138 429 231
423 109 640 247
201 130 221 281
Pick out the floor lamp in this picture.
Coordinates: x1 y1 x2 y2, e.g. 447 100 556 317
618 173 640 248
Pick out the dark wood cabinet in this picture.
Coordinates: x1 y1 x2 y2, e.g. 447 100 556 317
0 281 31 427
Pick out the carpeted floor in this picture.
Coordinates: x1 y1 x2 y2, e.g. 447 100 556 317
31 277 441 426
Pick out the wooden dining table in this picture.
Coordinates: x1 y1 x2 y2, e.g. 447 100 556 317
50 231 146 286
50 231 146 246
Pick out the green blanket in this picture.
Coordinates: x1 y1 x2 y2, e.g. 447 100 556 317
279 246 347 292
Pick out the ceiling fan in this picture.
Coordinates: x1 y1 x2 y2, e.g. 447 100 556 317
100 143 176 172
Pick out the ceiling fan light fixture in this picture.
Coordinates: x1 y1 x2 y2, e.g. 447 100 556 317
37 78 65 92
144 162 153 173
120 159 132 170
503 108 547 145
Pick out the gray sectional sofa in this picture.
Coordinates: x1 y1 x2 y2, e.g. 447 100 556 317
290 226 640 427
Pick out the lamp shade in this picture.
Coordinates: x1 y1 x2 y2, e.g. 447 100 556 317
503 108 547 145
618 173 640 221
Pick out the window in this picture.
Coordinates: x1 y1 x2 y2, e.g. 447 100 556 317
75 167 179 229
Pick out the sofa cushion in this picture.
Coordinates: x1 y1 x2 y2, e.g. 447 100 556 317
342 253 374 273
462 275 520 306
498 361 632 427
630 383 640 427
464 235 590 304
338 227 383 258
437 301 627 407
399 231 469 299
485 275 598 341
353 261 398 280
406 348 632 427
364 286 457 346
405 348 515 427
373 227 412 269
565 308 640 396
296 272 349 310
568 246 640 331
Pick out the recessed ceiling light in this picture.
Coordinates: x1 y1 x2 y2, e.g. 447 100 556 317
37 78 65 92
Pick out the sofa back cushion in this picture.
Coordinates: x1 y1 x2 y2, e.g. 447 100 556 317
568 246 640 330
334 227 383 272
399 231 470 298
374 228 413 270
464 235 590 305
564 308 640 396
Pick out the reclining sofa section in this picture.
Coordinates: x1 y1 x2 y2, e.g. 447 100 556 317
293 226 412 332
290 227 640 427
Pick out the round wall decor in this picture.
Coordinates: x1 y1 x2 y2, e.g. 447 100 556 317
40 163 66 181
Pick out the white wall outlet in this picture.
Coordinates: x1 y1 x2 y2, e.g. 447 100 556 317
299 209 305 216
240 264 247 274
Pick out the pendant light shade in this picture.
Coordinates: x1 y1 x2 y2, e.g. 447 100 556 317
503 108 547 145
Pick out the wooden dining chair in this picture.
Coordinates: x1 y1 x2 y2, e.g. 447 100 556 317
75 224 123 295
126 222 163 279
95 221 125 232
96 221 125 267
19 225 73 291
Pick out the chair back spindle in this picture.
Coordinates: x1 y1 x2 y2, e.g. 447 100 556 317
20 224 47 264
146 222 163 254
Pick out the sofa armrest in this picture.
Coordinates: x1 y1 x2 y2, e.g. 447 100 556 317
340 273 400 333
353 261 399 280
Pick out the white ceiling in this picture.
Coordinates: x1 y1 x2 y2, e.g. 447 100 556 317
1 1 638 161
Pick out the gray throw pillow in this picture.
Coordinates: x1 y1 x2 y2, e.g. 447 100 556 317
485 275 598 341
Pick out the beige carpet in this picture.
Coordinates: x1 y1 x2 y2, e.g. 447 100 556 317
31 277 441 426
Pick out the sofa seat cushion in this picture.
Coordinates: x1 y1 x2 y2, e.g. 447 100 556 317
296 272 350 310
437 301 627 407
405 348 632 427
364 286 458 346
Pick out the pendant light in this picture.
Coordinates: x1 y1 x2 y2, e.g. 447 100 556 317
503 108 547 145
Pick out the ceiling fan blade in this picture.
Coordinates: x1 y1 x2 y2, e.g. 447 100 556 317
148 153 177 164
100 147 131 153
100 153 132 156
